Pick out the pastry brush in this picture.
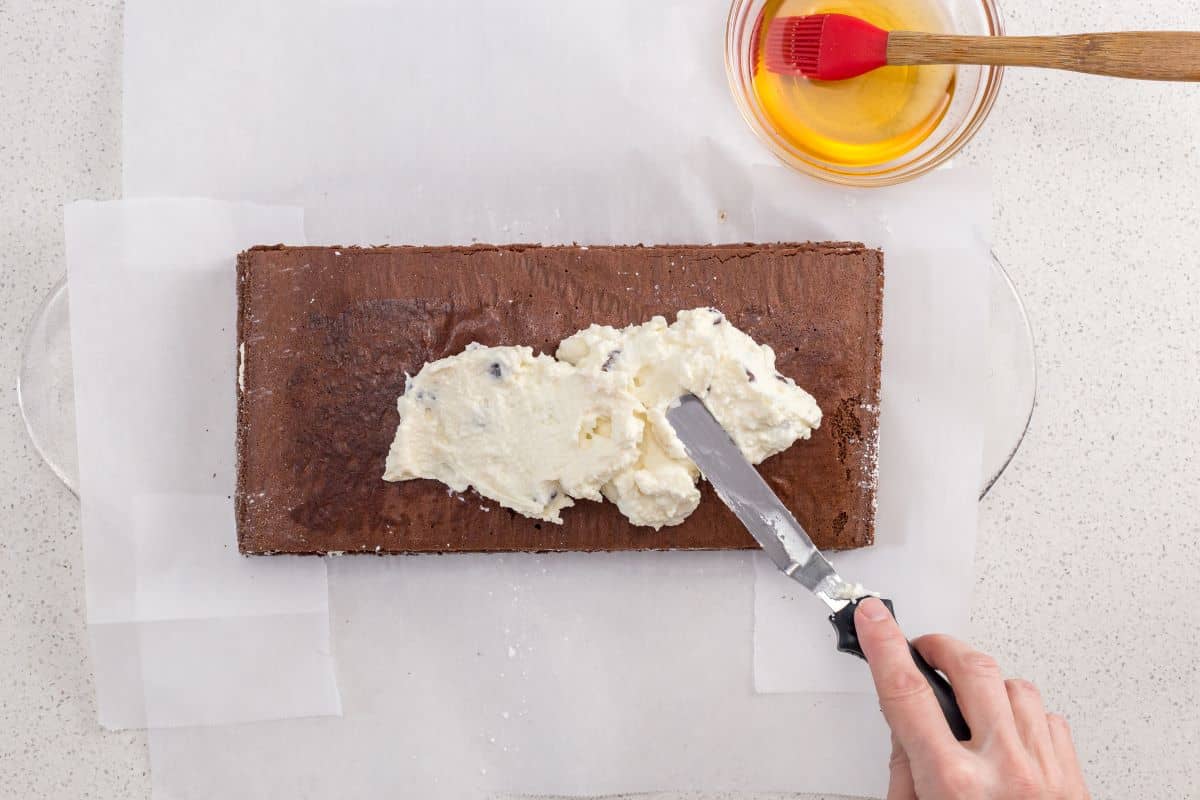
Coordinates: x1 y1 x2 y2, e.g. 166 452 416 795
764 13 1200 82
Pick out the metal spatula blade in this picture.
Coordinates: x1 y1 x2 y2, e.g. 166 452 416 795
665 394 862 609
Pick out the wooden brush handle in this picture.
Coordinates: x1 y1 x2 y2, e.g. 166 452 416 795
888 31 1200 81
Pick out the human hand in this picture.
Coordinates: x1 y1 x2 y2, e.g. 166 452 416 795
855 597 1089 799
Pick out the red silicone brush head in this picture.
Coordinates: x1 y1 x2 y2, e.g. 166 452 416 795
763 13 890 81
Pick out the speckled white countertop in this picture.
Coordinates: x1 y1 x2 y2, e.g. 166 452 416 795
2 1 1198 798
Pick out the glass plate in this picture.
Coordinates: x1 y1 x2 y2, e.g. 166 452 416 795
18 261 1034 501
981 255 1036 498
18 277 78 495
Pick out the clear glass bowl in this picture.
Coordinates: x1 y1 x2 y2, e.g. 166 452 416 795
725 0 1005 186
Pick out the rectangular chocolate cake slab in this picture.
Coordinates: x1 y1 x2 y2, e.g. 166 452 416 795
236 244 882 554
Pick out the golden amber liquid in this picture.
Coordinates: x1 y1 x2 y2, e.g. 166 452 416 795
753 0 956 166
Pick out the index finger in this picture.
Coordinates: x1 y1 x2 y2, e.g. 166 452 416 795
855 598 958 763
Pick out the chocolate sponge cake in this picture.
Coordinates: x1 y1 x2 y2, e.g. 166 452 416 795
235 244 883 555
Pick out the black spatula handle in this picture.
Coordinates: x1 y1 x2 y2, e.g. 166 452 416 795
829 597 971 742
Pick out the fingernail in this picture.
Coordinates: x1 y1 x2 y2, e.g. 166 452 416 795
858 597 889 621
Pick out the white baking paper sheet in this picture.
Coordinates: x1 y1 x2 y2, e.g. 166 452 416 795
119 0 989 795
122 0 771 246
150 551 892 800
66 199 341 728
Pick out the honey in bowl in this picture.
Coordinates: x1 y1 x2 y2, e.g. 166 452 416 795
752 0 956 167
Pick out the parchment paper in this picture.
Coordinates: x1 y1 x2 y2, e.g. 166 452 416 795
150 551 892 800
122 0 770 245
66 199 341 728
119 0 989 795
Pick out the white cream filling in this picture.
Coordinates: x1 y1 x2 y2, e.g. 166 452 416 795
383 308 822 529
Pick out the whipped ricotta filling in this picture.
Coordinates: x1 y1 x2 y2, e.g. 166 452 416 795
383 308 822 529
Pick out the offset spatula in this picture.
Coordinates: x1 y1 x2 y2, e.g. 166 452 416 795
667 393 970 741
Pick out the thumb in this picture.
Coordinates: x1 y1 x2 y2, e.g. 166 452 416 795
886 733 917 800
855 597 955 764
